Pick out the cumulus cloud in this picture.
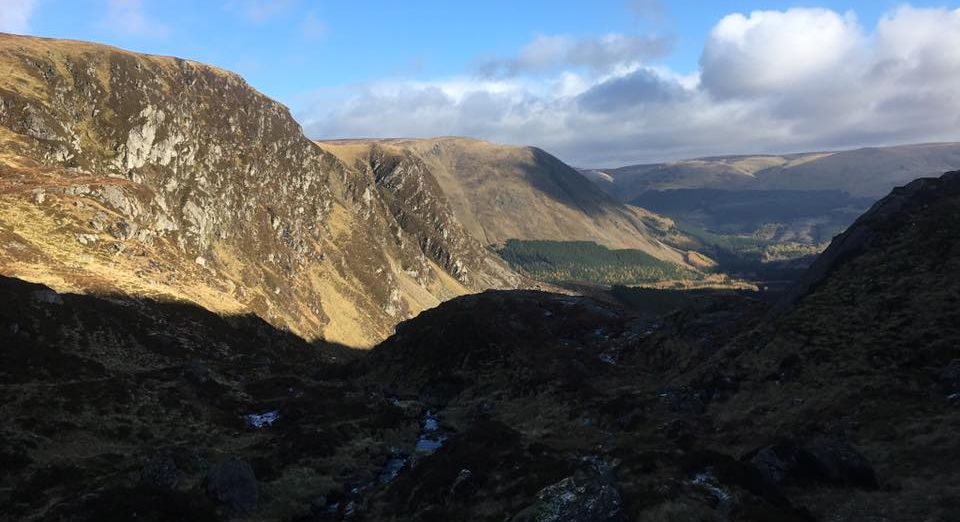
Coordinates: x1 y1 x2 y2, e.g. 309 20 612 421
102 0 169 38
700 8 864 99
300 6 960 167
0 0 36 34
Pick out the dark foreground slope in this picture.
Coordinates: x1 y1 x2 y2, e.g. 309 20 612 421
0 276 395 521
364 171 960 521
2 173 959 521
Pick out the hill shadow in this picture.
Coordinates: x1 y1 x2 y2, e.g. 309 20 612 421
0 274 372 520
0 274 362 386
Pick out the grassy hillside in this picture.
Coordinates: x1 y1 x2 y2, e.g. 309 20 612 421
317 138 696 267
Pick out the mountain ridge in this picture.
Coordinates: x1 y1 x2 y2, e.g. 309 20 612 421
583 142 960 201
0 32 524 347
316 136 698 266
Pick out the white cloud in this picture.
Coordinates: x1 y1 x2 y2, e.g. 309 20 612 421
103 0 169 38
700 8 864 99
0 0 36 34
477 32 671 77
299 6 960 167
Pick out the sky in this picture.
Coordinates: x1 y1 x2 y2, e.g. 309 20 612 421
2 0 960 166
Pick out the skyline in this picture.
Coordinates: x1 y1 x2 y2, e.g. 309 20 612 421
3 0 960 166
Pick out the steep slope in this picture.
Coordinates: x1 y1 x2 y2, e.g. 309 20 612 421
317 138 696 267
669 171 960 519
0 33 520 347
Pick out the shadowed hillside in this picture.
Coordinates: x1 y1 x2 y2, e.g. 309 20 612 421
3 169 960 520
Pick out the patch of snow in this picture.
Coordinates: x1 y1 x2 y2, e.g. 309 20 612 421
245 410 280 429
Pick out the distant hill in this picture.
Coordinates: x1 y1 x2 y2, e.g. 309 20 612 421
583 142 960 200
316 138 698 265
582 143 960 279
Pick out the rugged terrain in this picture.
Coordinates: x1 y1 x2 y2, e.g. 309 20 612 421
2 31 959 522
319 138 696 266
2 163 958 520
315 137 723 289
0 33 530 347
316 138 699 263
0 33 718 347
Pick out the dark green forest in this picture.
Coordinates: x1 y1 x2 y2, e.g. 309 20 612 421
496 240 699 285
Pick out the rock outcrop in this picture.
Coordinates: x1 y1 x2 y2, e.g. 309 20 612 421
0 33 522 346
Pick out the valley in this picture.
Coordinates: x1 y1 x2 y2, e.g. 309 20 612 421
583 144 960 286
0 23 959 522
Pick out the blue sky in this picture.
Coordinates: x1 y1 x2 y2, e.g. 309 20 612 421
4 1 960 165
10 1 929 98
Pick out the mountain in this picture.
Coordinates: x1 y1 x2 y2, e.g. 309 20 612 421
361 171 960 520
583 143 960 280
5 30 957 521
0 33 523 347
584 142 960 201
3 170 950 520
316 138 696 266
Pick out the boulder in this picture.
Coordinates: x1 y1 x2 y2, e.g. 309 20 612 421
511 472 625 522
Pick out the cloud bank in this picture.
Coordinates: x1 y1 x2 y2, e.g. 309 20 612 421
300 6 960 167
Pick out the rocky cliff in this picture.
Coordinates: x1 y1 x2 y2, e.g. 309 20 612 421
0 33 521 347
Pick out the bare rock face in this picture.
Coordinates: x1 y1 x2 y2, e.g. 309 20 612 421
354 144 523 288
0 33 525 346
